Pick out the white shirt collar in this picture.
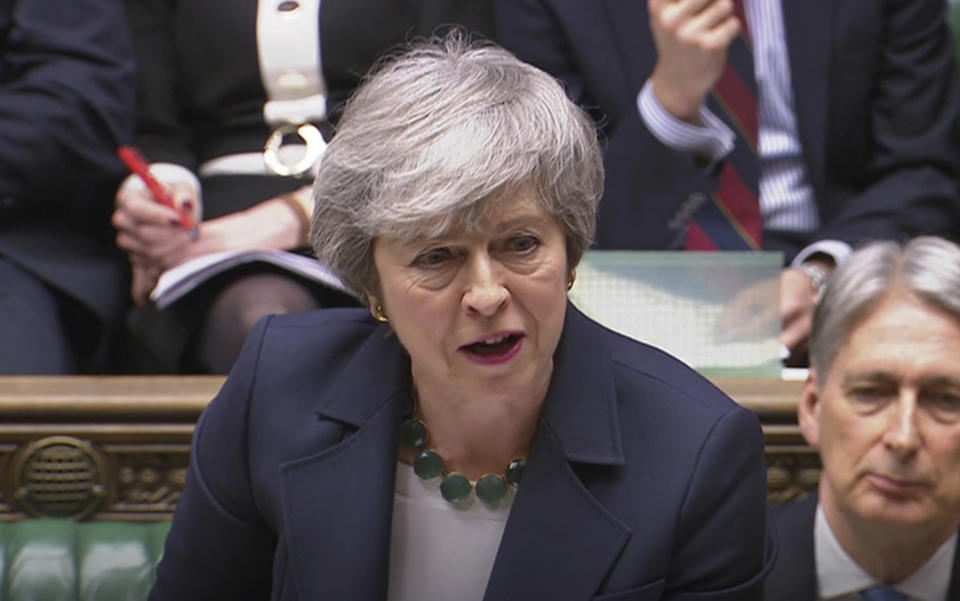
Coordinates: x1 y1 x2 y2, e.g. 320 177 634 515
814 503 957 601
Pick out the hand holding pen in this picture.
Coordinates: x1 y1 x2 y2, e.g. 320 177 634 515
113 146 202 305
117 146 199 238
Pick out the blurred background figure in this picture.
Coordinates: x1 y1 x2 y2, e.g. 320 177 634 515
495 0 960 365
0 0 135 374
766 236 960 600
114 0 492 374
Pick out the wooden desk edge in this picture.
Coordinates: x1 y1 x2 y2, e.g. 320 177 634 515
0 375 803 419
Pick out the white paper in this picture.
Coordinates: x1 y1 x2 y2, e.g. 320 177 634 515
150 249 351 309
568 251 782 376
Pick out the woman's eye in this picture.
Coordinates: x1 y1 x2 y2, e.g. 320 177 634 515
414 247 453 267
507 234 540 253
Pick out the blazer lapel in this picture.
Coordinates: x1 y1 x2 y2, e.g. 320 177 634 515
279 326 411 601
781 0 833 188
484 306 631 601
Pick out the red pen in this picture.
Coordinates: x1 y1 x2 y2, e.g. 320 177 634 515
117 145 198 237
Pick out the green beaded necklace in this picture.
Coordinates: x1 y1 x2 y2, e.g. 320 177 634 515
398 413 526 507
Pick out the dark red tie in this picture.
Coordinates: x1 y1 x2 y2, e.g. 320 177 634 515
685 0 762 250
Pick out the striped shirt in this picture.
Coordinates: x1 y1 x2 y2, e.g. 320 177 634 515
638 0 850 264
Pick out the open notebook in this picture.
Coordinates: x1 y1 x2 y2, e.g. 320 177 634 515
150 249 351 309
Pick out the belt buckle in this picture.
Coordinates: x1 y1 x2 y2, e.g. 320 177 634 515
263 122 327 177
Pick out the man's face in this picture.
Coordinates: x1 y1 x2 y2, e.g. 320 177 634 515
800 292 960 537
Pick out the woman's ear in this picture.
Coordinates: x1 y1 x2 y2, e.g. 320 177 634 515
365 292 389 323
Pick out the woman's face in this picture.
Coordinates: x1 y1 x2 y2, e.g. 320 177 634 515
370 190 569 402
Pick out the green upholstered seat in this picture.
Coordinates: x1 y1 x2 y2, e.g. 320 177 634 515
0 519 170 601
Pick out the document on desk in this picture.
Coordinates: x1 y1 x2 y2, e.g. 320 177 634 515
150 249 350 309
569 251 783 377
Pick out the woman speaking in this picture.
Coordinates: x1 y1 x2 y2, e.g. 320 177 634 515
150 33 775 601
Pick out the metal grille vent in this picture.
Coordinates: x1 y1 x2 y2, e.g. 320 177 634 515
12 436 108 519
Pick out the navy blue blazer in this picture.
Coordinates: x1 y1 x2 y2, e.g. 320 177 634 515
494 0 960 261
151 305 775 600
765 493 960 601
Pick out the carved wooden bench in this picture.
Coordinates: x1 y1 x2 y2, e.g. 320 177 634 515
0 376 815 521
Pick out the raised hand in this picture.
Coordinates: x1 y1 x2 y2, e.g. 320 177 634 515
648 0 741 123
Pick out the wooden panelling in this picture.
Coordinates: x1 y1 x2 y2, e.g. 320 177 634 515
0 375 816 520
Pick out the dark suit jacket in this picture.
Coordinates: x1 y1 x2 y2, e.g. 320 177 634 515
494 0 960 262
0 0 135 365
765 493 960 600
150 305 775 600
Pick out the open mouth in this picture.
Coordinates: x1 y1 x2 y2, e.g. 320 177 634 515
462 333 523 358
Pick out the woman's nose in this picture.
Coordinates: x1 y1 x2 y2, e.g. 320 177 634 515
461 255 509 317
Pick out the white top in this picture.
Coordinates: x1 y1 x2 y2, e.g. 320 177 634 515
637 0 850 266
814 503 957 601
387 462 515 601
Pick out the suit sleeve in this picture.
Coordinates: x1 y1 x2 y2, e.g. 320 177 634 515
811 0 960 247
122 0 196 167
665 405 776 600
149 317 276 601
0 0 135 212
493 0 718 250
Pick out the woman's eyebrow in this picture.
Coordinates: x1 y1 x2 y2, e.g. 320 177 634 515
490 213 548 233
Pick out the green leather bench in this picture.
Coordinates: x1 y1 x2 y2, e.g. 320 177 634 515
0 519 169 601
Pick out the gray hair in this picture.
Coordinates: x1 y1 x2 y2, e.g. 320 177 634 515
810 236 960 382
311 31 603 300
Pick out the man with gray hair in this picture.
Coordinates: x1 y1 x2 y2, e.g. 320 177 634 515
765 236 960 600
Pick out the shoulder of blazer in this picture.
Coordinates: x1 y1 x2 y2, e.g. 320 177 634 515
247 308 410 426
562 306 748 433
251 308 396 391
601 319 746 419
765 492 818 601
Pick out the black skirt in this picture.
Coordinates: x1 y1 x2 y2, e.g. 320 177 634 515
122 173 359 374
